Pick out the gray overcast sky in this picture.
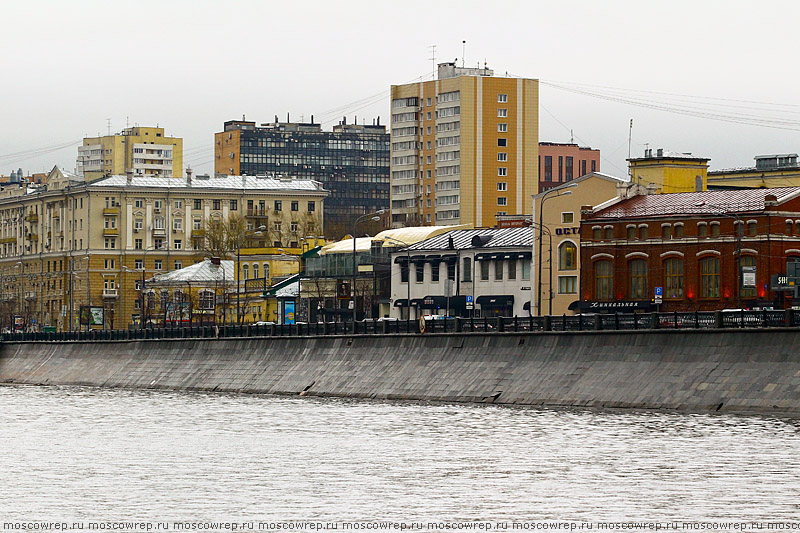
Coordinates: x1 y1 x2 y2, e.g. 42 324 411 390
2 0 799 179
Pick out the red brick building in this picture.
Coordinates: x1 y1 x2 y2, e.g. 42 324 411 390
577 188 800 312
539 142 600 191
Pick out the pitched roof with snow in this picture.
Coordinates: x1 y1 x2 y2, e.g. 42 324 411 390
147 259 234 287
89 174 328 193
403 227 534 252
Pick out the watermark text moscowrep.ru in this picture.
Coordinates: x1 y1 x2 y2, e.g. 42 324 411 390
4 521 800 532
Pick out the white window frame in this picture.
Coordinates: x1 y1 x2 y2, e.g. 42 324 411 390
497 197 508 206
498 94 508 103
497 182 508 192
497 108 508 117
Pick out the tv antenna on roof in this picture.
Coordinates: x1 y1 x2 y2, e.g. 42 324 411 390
462 40 466 68
429 44 437 77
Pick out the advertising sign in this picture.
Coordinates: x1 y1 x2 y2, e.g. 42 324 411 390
742 266 757 288
13 316 23 331
283 301 296 325
166 302 190 323
80 306 104 326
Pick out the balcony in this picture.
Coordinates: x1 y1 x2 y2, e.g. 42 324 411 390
103 207 120 216
26 233 38 241
152 226 166 236
24 213 38 223
24 291 36 300
103 289 118 299
103 227 119 236
246 209 268 217
0 237 16 244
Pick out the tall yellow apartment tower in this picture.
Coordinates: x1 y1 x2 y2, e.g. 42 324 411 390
390 62 539 228
77 126 183 182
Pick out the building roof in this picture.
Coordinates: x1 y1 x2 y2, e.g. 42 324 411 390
89 174 327 192
403 227 534 252
628 149 709 162
147 259 234 287
318 225 471 255
589 187 800 219
533 171 627 198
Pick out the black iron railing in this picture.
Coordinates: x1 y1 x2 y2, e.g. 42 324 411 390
2 309 797 342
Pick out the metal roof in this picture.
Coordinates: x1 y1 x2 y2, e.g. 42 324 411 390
402 227 534 252
89 174 327 192
590 188 800 219
147 259 234 287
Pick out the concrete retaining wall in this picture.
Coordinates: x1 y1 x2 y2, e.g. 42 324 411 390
2 329 800 415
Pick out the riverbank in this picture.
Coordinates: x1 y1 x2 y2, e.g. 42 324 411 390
1 329 799 415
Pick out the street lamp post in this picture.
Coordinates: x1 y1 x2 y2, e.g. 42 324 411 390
536 185 576 316
528 221 555 315
695 202 743 309
381 236 412 320
139 245 164 330
352 210 385 325
236 225 265 325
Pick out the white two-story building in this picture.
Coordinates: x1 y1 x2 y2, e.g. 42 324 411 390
388 227 534 319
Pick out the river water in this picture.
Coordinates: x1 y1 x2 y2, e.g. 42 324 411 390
1 385 799 529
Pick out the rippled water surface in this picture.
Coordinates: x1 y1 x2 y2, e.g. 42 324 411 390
1 385 799 523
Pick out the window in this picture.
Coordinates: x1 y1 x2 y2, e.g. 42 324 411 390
253 264 259 279
674 224 684 238
173 218 182 231
104 238 116 249
400 260 409 283
462 257 472 282
193 218 202 230
664 258 683 299
199 290 214 310
593 227 602 240
497 197 507 206
700 257 720 298
741 255 757 297
559 276 577 294
508 260 516 280
154 199 162 211
639 225 648 240
154 238 164 249
629 259 647 299
498 167 507 176
698 222 708 238
480 260 490 281
498 94 508 103
104 259 115 269
595 260 613 300
604 227 614 240
662 225 672 240
134 218 143 231
174 200 182 209
544 156 552 180
273 222 282 232
290 222 298 233
565 157 573 181
497 153 508 162
415 262 424 283
522 258 531 280
135 259 143 269
747 221 757 236
290 201 299 212
562 212 574 224
135 238 143 250
230 200 237 211
174 260 182 270
431 262 440 283
498 109 508 117
209 199 219 210
194 199 202 210
559 242 577 270
786 220 793 235
174 240 182 250
498 123 508 132
154 217 165 230
308 201 315 212
104 278 115 291
497 182 508 192
135 198 143 208
242 264 249 280
154 259 162 271
710 223 720 237
104 217 116 229
495 260 503 280
497 138 507 147
426 97 432 106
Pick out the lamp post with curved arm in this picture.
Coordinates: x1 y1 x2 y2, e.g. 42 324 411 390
381 236 412 320
236 225 265 325
139 245 164 330
536 184 576 316
352 210 385 324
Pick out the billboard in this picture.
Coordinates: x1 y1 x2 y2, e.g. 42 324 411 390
283 301 296 325
80 306 104 326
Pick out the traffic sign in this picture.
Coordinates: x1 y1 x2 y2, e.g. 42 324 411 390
654 287 663 296
654 295 663 304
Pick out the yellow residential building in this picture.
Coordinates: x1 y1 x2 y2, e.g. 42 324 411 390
628 148 709 194
390 62 539 228
707 153 800 189
77 126 184 181
533 172 628 316
0 166 327 331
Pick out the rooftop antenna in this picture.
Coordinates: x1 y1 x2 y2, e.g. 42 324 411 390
627 119 633 178
570 129 574 144
462 40 466 68
106 118 111 136
429 44 437 78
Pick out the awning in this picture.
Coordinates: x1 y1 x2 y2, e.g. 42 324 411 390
410 298 424 307
321 307 352 315
476 295 514 307
410 255 427 263
393 256 409 264
443 254 458 263
475 253 492 261
420 295 448 309
393 299 409 307
523 301 531 311
426 254 441 262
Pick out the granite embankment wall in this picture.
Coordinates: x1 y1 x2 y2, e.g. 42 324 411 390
1 329 800 415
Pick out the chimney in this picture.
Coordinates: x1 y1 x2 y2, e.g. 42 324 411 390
646 183 659 195
656 148 663 157
210 256 221 266
765 194 778 210
126 168 133 185
186 167 193 184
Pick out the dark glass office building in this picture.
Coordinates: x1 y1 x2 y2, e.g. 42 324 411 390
215 119 389 237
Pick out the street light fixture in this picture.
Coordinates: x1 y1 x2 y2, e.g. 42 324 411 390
237 225 266 325
381 236 412 320
352 210 385 324
695 201 743 309
536 184 576 316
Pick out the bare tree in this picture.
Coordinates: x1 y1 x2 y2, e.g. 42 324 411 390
198 214 247 258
